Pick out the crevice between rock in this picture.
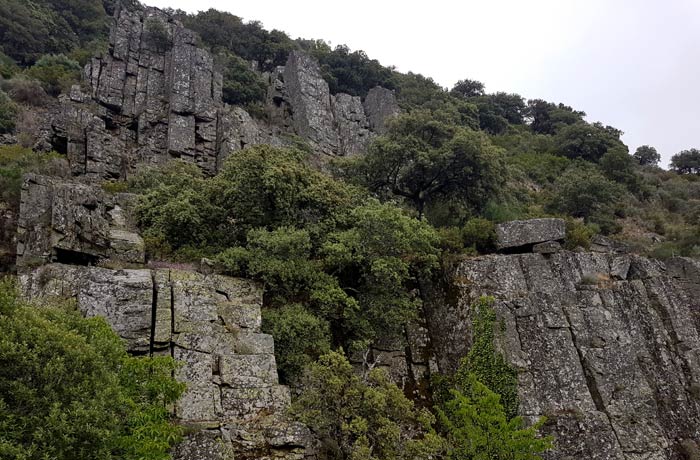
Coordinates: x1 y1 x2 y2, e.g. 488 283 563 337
561 305 625 452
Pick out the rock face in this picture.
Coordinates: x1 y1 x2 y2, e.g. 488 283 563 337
20 263 311 459
15 174 311 459
423 251 700 459
49 7 399 179
495 218 566 250
363 86 400 134
16 174 144 267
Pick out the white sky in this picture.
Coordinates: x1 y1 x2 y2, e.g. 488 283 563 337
143 0 700 167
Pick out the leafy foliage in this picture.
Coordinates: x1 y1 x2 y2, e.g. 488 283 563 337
343 110 506 219
670 149 700 175
0 145 63 210
217 52 268 106
0 0 107 65
633 145 661 166
179 9 296 71
261 304 331 384
291 350 446 460
26 54 81 96
0 278 184 460
553 122 626 162
548 163 625 233
438 375 552 460
134 147 441 380
456 296 518 420
0 91 18 134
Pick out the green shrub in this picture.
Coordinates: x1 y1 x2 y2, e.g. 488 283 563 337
217 52 270 107
0 90 18 134
564 219 598 250
461 218 496 253
438 374 553 460
0 145 62 209
144 19 171 52
261 304 331 384
0 278 185 460
291 350 446 460
455 296 518 419
26 54 81 96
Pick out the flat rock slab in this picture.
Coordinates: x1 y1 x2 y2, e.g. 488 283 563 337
496 218 566 250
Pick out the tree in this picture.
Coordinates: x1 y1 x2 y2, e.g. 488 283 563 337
347 111 506 219
216 52 267 106
451 79 485 98
553 121 626 162
291 351 446 460
670 149 700 175
548 163 625 233
526 99 585 135
600 147 642 191
261 304 331 384
474 93 527 134
633 145 661 166
438 375 552 460
0 279 185 460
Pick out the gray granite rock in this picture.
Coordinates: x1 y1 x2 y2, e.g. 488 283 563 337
20 263 310 459
421 251 700 459
16 175 144 267
363 86 400 134
496 218 566 250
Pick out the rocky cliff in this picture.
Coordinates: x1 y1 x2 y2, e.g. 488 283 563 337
9 3 700 460
423 246 700 459
47 4 398 181
17 174 313 459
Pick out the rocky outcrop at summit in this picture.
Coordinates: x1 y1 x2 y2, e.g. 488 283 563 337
49 8 399 179
495 218 566 250
16 174 144 267
424 251 700 459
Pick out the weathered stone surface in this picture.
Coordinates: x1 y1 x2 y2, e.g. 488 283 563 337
532 240 562 254
283 51 338 156
20 263 309 459
16 175 144 266
363 86 399 134
495 218 566 250
423 251 700 459
52 6 225 179
332 93 372 156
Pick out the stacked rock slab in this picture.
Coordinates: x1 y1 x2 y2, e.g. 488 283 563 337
16 174 144 267
51 5 400 180
423 251 700 459
495 218 566 251
16 176 311 459
20 264 310 458
54 5 225 178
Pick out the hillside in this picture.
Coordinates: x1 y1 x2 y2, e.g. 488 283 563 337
0 2 699 460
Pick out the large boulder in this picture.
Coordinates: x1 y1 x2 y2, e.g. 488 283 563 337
363 86 399 134
15 174 144 267
495 218 566 250
422 251 700 459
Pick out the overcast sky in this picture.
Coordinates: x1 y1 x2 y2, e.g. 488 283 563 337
143 0 700 167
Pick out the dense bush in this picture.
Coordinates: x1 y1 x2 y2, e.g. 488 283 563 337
261 304 331 384
343 110 506 220
134 147 441 377
0 145 63 209
26 54 82 96
217 52 268 107
0 91 18 134
0 279 184 460
0 0 108 65
291 350 446 460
